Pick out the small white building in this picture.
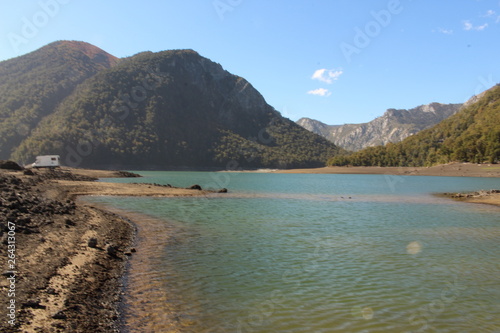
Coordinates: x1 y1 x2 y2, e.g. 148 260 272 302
32 155 61 168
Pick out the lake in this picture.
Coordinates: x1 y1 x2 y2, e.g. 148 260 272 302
86 172 500 332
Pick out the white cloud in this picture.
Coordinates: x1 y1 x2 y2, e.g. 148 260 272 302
311 68 343 84
307 88 331 97
484 9 496 17
477 23 489 30
463 20 488 31
481 9 500 23
437 27 453 35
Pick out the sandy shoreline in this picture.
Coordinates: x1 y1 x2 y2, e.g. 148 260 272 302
443 189 500 207
1 163 498 332
271 162 500 178
272 162 500 207
0 167 217 332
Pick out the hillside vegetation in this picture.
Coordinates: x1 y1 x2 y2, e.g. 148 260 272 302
0 41 118 159
6 46 341 169
328 85 500 167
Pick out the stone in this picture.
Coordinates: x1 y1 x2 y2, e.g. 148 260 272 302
106 244 118 257
88 237 98 248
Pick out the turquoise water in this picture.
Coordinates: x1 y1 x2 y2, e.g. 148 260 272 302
88 172 500 332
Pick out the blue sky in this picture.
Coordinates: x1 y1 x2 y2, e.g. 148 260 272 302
1 0 499 125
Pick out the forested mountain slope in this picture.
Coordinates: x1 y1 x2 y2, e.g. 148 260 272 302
0 41 119 159
8 47 341 169
328 85 500 166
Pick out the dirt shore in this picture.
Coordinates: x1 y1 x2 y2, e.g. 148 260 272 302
273 162 500 178
444 190 500 207
275 162 500 207
0 167 216 332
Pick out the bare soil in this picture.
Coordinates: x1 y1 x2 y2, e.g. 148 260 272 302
273 162 500 178
0 167 215 332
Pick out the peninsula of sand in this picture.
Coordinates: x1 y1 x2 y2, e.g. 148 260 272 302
0 162 498 332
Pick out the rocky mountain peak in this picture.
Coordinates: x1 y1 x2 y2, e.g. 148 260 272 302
297 102 463 151
463 89 490 108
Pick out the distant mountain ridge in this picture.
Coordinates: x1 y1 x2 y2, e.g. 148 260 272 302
297 103 462 151
327 84 500 166
1 41 341 169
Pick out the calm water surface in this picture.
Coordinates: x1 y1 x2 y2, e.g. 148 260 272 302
88 172 500 332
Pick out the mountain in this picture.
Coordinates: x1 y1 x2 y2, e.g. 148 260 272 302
297 103 462 151
0 41 119 159
327 85 500 166
4 44 341 169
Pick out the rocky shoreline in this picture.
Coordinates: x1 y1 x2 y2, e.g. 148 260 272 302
0 165 217 332
444 189 500 207
0 168 136 332
274 162 500 177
